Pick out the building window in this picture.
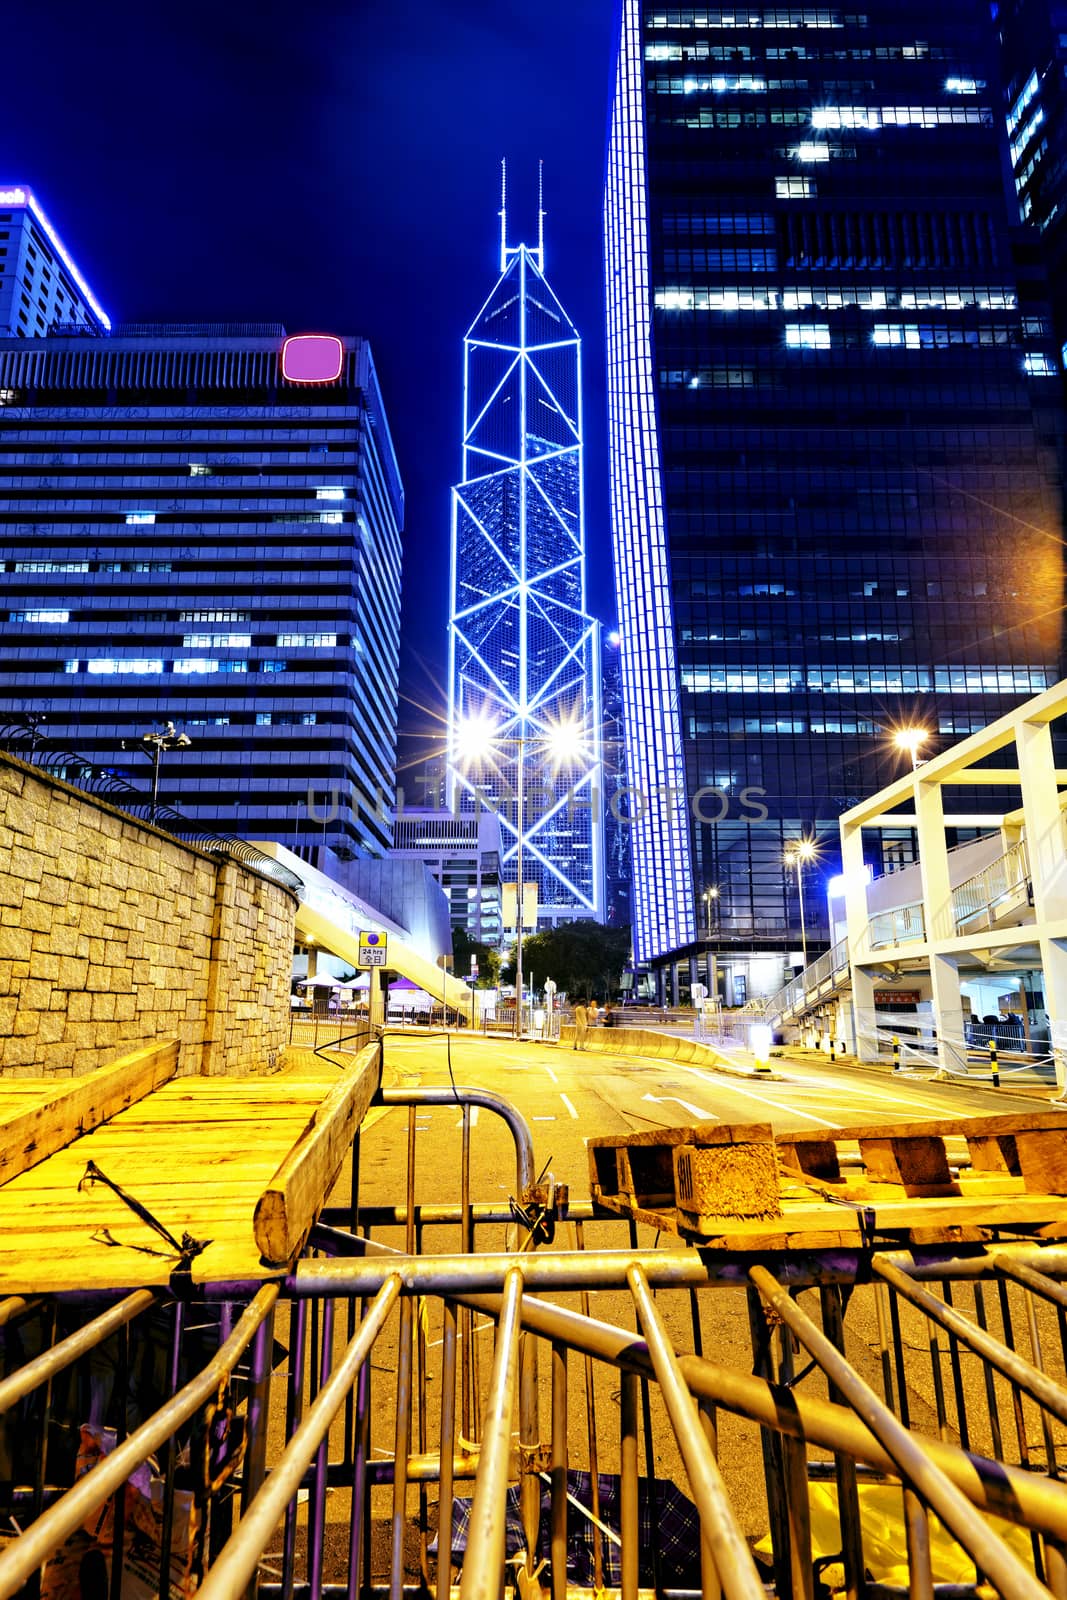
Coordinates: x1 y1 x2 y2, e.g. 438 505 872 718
9 609 69 623
125 511 156 526
776 176 816 197
316 486 346 500
275 632 338 647
785 323 831 348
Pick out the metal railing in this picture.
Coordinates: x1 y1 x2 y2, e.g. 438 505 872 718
953 837 1032 933
6 1092 1067 1598
764 935 851 1025
868 899 926 948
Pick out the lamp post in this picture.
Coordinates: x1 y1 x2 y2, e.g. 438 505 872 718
894 727 930 771
784 838 816 968
453 710 587 1040
702 885 719 938
139 721 192 822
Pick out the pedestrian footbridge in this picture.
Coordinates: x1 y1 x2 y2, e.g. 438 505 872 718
761 681 1067 1088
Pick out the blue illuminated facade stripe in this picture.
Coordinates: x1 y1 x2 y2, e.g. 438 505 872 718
604 0 696 965
447 239 604 927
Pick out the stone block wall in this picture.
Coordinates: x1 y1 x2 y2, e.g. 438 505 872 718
0 753 299 1076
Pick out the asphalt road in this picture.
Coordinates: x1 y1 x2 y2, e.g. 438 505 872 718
367 1027 1048 1203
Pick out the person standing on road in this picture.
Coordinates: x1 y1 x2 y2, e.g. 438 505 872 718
573 1001 589 1050
588 999 599 1029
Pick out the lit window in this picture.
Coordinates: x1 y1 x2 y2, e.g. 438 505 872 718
275 632 338 647
125 511 155 525
317 511 344 524
9 609 69 623
776 176 816 197
785 323 831 348
256 713 272 725
85 659 164 675
182 633 253 648
812 106 880 129
792 142 831 161
316 487 346 500
1024 351 1056 375
188 463 213 477
173 659 219 675
261 660 288 672
1006 70 1039 138
945 77 980 93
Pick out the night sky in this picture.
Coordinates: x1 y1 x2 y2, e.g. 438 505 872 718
3 0 619 739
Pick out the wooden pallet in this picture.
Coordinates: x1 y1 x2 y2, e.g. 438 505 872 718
587 1113 1067 1247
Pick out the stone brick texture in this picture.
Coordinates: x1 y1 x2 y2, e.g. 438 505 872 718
0 754 298 1076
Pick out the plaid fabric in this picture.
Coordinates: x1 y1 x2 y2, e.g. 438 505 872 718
439 1471 702 1586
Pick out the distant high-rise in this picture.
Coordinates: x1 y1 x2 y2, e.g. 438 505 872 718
0 185 109 337
606 0 1064 998
448 177 604 931
993 0 1067 356
0 327 403 862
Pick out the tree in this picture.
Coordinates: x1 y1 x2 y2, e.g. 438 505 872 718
451 926 501 988
500 921 632 1001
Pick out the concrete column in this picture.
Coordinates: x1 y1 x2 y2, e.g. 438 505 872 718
655 966 666 1007
1040 936 1067 1093
706 950 719 1001
851 963 878 1062
915 773 954 942
929 953 968 1078
1018 718 1067 923
202 859 239 1077
688 955 700 995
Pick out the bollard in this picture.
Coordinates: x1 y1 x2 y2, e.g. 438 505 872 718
829 1036 836 1064
751 1023 774 1075
990 1039 1000 1088
893 1034 901 1072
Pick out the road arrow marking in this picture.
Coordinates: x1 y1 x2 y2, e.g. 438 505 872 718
642 1093 718 1122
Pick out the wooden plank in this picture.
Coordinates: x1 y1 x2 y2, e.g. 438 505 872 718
0 1039 180 1187
858 1135 957 1193
253 1041 381 1265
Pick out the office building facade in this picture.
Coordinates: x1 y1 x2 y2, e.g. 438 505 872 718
606 0 1064 992
0 185 109 338
994 0 1067 357
0 327 403 862
391 808 504 947
448 210 604 932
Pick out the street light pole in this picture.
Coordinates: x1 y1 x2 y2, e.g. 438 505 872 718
796 857 808 968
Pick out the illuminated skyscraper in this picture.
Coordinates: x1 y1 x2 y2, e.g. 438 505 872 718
606 0 1064 997
448 176 604 931
0 184 109 337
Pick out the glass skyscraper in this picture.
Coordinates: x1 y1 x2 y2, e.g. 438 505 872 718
606 0 1065 993
448 206 604 930
0 327 403 863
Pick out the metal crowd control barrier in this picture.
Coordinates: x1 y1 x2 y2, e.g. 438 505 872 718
6 1089 1067 1600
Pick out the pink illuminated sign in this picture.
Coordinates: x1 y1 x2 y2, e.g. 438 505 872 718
281 334 345 384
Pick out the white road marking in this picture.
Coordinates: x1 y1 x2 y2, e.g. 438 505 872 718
543 1066 559 1084
669 1062 840 1126
642 1092 718 1122
781 1073 976 1119
455 1106 480 1128
560 1094 579 1119
533 1115 557 1122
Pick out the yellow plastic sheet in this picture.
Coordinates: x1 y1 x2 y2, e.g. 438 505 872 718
755 1481 1038 1586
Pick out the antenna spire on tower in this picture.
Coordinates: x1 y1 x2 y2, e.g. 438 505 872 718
537 160 545 272
499 158 508 274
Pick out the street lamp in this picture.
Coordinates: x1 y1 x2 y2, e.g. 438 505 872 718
139 721 192 822
701 885 719 938
894 727 930 771
454 708 588 1038
784 838 817 968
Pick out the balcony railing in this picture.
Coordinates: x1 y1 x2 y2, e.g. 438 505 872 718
952 838 1031 933
868 901 926 949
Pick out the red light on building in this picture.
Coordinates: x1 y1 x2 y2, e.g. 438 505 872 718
281 334 344 384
